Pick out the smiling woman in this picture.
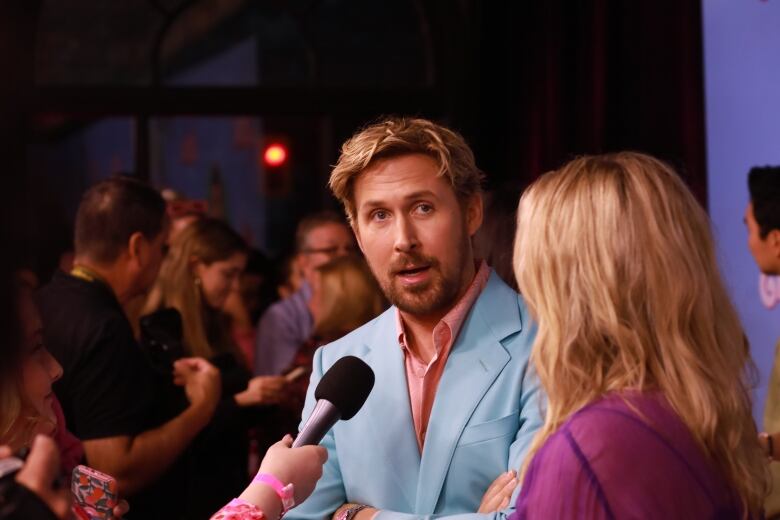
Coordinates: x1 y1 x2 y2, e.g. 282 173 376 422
142 217 301 517
144 218 249 361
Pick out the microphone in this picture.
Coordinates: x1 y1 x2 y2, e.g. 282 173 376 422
292 355 375 447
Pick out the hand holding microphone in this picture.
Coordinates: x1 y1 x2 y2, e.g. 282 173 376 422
214 356 374 519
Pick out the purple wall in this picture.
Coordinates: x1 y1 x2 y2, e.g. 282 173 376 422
702 0 780 421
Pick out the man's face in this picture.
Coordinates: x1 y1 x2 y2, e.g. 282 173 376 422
745 202 780 275
299 223 355 285
352 153 482 319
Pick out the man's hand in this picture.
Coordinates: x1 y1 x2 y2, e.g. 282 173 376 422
173 357 221 417
3 435 71 519
235 375 288 407
478 470 518 513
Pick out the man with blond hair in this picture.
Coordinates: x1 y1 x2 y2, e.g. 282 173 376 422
287 118 542 520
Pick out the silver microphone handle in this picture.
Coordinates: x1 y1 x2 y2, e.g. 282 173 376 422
292 399 341 448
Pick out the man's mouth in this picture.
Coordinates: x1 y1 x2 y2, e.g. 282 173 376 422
393 264 433 285
396 265 430 276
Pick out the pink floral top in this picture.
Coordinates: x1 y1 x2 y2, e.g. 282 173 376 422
210 499 266 520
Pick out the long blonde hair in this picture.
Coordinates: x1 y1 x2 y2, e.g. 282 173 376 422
313 255 386 342
514 152 767 515
144 218 246 359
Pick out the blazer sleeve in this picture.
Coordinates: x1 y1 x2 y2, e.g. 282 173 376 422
285 346 347 520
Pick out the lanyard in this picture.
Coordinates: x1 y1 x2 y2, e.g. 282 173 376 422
70 265 106 285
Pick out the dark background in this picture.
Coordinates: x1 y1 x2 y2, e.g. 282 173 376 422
0 0 707 277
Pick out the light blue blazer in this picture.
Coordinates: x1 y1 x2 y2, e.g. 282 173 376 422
287 272 543 520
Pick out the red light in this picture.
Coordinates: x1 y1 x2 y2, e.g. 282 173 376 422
264 144 288 167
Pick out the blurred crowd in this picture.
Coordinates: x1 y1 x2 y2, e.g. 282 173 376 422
0 176 388 519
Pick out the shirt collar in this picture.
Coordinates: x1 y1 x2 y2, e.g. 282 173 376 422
396 260 490 353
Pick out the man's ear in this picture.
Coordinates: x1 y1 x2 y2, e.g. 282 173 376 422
769 229 780 260
127 232 145 263
465 193 484 237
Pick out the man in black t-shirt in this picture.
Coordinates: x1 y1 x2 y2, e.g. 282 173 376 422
37 177 221 519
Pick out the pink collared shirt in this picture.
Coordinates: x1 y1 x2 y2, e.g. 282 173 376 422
396 260 491 451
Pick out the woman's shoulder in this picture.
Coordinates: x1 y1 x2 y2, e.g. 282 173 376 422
566 393 735 509
561 392 694 455
520 393 741 519
568 391 669 426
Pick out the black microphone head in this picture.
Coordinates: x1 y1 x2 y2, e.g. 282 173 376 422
314 355 375 420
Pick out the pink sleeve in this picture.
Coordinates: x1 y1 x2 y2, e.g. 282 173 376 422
210 498 267 520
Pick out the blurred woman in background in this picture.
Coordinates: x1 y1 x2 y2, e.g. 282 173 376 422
258 254 386 452
144 218 288 518
1 278 128 518
1 279 64 454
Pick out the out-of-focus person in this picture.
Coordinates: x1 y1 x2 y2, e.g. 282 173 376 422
744 166 780 518
473 184 523 292
276 254 304 301
223 249 277 370
0 437 71 520
36 176 222 519
1 278 130 519
161 188 208 243
258 255 386 447
125 189 207 333
143 217 289 518
486 152 766 518
253 212 355 377
307 255 386 344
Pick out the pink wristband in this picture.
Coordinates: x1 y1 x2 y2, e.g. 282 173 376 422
253 473 295 517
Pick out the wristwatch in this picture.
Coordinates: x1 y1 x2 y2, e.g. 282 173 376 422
336 504 369 520
253 473 295 517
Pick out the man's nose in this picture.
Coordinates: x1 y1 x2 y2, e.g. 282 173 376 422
394 216 419 253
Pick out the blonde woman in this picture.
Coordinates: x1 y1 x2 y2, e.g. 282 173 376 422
259 255 386 450
307 254 386 344
144 218 289 517
495 153 766 518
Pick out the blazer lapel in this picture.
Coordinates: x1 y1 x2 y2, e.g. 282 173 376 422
415 273 522 513
362 310 421 510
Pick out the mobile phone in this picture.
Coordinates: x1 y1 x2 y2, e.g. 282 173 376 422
285 366 307 382
71 465 118 519
139 307 185 375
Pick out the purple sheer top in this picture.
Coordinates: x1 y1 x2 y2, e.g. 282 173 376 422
512 392 743 519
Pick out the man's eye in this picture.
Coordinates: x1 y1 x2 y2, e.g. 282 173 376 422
372 210 389 221
414 203 433 214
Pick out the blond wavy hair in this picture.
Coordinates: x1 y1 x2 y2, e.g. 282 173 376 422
329 117 485 224
144 218 246 359
514 152 767 516
313 255 386 342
